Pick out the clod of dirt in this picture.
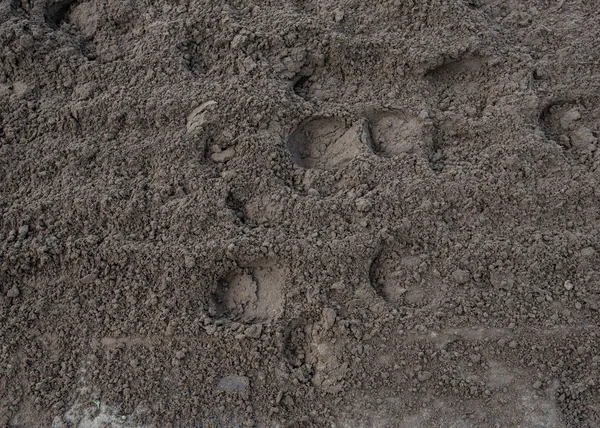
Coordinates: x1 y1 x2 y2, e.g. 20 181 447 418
187 100 218 135
6 286 20 298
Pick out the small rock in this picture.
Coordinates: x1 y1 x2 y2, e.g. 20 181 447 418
19 34 35 49
564 280 574 291
417 371 432 382
244 324 262 339
509 340 518 349
452 269 470 284
7 286 20 298
18 224 29 237
175 350 186 360
184 256 195 268
470 353 481 363
580 247 597 257
211 147 235 163
230 34 247 50
204 324 217 335
355 198 372 212
186 100 217 134
81 274 97 285
490 270 515 289
532 380 542 389
321 308 336 331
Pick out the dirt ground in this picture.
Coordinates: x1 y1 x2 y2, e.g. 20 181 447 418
1 0 599 427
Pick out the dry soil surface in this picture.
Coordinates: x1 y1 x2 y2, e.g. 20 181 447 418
1 0 600 427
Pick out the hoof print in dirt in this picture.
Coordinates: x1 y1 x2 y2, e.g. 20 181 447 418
211 265 286 323
367 111 433 159
425 55 490 127
287 117 372 169
45 0 98 58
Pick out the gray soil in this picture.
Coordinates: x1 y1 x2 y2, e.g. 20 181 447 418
1 0 600 427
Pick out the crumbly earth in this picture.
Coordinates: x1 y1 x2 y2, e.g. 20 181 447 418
1 0 599 427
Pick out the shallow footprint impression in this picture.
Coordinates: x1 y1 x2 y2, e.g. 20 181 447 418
287 117 372 169
212 265 286 323
368 111 431 158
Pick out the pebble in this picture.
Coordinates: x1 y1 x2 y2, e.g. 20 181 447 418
7 286 20 298
186 100 217 134
244 324 262 339
417 371 432 382
184 256 195 268
564 280 573 291
211 147 235 163
452 269 470 284
80 274 97 285
322 308 337 331
18 225 29 237
355 198 372 212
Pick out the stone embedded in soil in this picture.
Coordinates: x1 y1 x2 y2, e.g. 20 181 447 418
80 274 97 284
6 286 20 298
18 224 29 237
186 100 217 135
417 371 432 382
211 147 236 163
452 269 470 284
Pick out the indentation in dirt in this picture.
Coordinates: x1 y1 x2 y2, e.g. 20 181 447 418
292 74 312 98
426 55 487 80
45 0 98 59
178 39 204 76
283 317 310 370
368 111 429 158
212 265 286 323
287 117 372 169
45 0 79 28
425 56 490 115
225 192 247 224
424 55 492 171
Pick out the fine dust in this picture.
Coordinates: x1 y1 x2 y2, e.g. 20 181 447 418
1 0 599 427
